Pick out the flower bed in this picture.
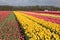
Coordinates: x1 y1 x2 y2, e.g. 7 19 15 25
14 11 60 40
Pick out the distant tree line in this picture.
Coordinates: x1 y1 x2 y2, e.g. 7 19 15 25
0 5 60 11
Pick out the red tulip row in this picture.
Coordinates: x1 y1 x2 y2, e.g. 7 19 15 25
34 11 60 15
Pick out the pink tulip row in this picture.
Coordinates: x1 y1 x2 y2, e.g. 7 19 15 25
0 11 10 23
23 12 60 24
0 13 24 40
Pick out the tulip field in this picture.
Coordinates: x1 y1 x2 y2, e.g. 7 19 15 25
0 11 60 40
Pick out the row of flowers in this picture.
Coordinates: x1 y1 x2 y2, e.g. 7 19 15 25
39 13 60 18
0 13 24 40
32 13 60 18
35 11 60 15
23 11 60 18
23 12 60 24
14 11 60 40
0 11 10 23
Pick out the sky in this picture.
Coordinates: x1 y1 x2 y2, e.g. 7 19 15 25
0 0 60 7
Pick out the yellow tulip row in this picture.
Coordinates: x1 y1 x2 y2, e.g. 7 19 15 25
14 11 60 40
39 13 60 18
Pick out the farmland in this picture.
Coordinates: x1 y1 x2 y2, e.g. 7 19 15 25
0 11 60 40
